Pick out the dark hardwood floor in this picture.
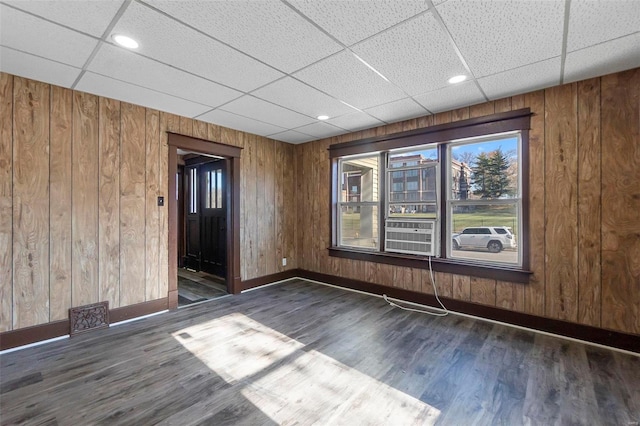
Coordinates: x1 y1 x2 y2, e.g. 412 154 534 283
178 268 228 306
1 279 638 425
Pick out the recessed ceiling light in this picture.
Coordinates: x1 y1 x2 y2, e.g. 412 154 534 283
317 115 329 120
448 75 467 84
112 34 139 49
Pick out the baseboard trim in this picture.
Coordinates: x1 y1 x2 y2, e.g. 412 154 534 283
0 320 69 351
240 269 300 291
297 269 640 354
109 298 168 324
0 298 169 351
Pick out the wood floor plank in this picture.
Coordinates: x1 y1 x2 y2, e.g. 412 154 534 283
1 279 638 425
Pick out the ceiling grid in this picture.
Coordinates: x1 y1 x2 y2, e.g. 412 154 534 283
1 0 638 144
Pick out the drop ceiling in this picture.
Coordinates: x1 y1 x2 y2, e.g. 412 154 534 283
1 0 639 144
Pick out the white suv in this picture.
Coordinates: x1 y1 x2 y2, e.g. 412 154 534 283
452 226 516 253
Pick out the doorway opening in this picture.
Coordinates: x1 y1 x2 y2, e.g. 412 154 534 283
168 133 242 310
177 153 228 306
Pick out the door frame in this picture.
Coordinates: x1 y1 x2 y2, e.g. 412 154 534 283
167 133 242 309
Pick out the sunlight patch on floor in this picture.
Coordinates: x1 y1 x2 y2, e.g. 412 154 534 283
173 313 440 424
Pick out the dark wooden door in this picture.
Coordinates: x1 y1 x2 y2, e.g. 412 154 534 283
199 160 227 277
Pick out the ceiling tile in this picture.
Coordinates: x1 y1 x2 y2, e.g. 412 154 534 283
288 0 428 46
87 43 242 108
0 46 82 88
0 4 98 68
197 109 287 137
413 81 485 113
436 0 564 77
4 0 124 37
251 77 356 119
478 57 561 100
364 98 428 123
352 13 466 96
220 96 316 129
293 122 348 139
267 130 315 144
76 72 212 118
112 1 284 92
147 0 342 73
567 0 640 52
326 112 384 132
564 33 640 84
294 50 406 110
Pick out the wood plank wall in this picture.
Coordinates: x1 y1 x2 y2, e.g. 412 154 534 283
296 68 640 336
0 73 297 332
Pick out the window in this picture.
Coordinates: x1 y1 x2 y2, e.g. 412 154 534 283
337 154 381 250
188 167 197 214
329 109 531 282
448 134 521 265
204 168 223 209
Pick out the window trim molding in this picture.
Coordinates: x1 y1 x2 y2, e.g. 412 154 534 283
329 108 532 158
328 108 532 283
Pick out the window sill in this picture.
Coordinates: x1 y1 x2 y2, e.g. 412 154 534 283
328 247 532 284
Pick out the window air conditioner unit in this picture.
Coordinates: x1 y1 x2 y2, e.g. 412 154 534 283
385 219 436 257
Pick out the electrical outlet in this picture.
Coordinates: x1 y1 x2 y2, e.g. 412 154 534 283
282 258 287 266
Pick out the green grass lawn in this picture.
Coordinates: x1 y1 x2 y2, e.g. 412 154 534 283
342 207 517 237
452 209 517 234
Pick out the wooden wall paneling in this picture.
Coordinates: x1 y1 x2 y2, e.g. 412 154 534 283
496 280 525 311
347 259 363 283
523 90 546 316
239 132 248 279
98 97 121 308
469 102 495 118
49 86 72 321
145 109 160 300
284 143 296 269
275 141 284 272
311 141 321 272
601 69 640 334
452 274 471 301
434 271 453 298
12 77 50 328
179 116 192 136
494 98 512 113
396 267 414 290
301 143 311 270
119 103 147 306
470 277 497 307
295 144 304 270
401 118 418 132
158 113 180 297
410 268 422 293
207 123 222 144
0 73 13 331
576 78 602 327
420 269 435 295
365 261 379 285
320 140 333 273
72 91 99 308
451 107 470 122
243 134 258 280
264 138 276 276
416 115 434 129
544 84 579 322
378 263 394 287
193 120 207 140
511 95 525 110
434 111 452 125
255 137 267 277
220 127 237 148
